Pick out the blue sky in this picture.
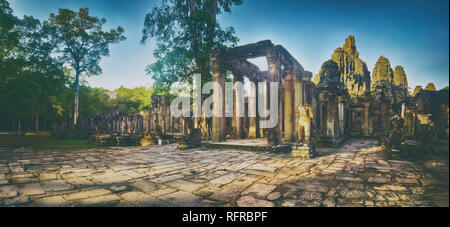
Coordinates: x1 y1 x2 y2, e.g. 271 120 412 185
9 0 449 90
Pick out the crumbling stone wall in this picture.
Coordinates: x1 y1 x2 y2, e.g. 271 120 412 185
52 96 184 141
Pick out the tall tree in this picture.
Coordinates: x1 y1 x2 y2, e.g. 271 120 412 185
141 0 243 90
0 0 19 62
19 15 67 132
0 0 19 131
1 0 67 133
44 8 126 125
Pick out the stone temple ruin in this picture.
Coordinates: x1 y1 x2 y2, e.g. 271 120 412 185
54 36 449 158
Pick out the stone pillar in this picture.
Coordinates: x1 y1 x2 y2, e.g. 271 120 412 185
284 71 295 142
121 116 126 134
320 101 327 135
182 117 188 136
248 79 259 139
234 74 244 138
266 49 282 145
401 103 406 119
294 75 303 141
123 116 128 134
211 51 226 142
363 101 370 135
338 98 345 137
193 75 201 130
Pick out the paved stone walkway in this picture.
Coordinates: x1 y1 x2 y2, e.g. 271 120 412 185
0 139 448 207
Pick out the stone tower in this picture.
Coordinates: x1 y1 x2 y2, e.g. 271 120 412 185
371 56 394 88
393 66 408 89
315 35 371 99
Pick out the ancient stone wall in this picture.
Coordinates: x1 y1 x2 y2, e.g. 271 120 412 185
52 100 184 140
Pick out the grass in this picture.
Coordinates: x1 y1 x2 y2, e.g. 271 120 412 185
0 131 108 151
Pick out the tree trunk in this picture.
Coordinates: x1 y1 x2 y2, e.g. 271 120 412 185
74 70 80 125
17 119 21 136
34 113 39 132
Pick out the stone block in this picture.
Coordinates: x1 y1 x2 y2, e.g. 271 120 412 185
291 144 314 159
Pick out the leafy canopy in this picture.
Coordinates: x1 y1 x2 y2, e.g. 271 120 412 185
114 86 154 114
141 0 243 91
44 8 126 76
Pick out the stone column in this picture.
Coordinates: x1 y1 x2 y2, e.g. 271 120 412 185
248 79 259 139
234 74 244 138
320 101 327 135
284 70 295 142
338 98 345 137
363 101 370 135
266 49 282 146
121 116 126 134
401 103 406 119
294 74 303 141
211 51 226 142
182 117 188 136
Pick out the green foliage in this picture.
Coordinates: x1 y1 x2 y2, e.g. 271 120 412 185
0 0 20 60
113 86 153 114
0 2 128 131
0 134 107 150
0 1 69 131
141 0 242 91
79 86 114 117
44 8 126 77
44 7 126 124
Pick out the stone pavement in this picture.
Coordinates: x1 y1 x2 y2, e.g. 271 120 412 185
0 139 448 207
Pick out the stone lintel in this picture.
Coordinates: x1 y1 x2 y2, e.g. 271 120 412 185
220 40 274 62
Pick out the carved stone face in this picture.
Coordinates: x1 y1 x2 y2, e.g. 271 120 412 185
319 60 340 84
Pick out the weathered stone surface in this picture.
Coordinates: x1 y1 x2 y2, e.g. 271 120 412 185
393 66 408 89
41 180 74 192
120 191 167 207
0 185 19 198
372 56 393 86
323 198 336 207
20 183 45 196
412 86 423 96
425 83 436 91
36 196 70 207
73 194 121 206
242 184 277 198
236 196 274 207
329 35 371 98
0 139 447 207
130 180 157 193
39 173 58 181
164 179 203 192
267 192 281 201
4 196 30 206
63 188 112 201
159 191 203 207
317 60 343 89
370 56 407 105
